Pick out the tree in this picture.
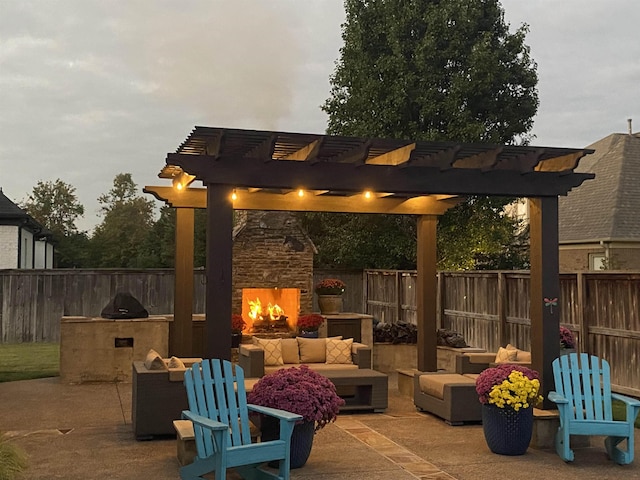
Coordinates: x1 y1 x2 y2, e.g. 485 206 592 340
314 0 538 269
91 173 156 267
324 0 538 143
22 179 85 237
22 179 88 267
301 213 417 269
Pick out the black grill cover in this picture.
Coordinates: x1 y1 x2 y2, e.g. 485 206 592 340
101 292 149 319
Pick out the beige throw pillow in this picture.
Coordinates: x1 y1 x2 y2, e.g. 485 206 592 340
167 356 185 369
253 338 284 366
297 337 327 363
281 338 300 364
494 346 518 363
144 349 167 370
326 338 354 364
516 350 532 363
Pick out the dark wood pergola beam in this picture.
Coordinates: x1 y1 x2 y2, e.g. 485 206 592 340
166 153 594 197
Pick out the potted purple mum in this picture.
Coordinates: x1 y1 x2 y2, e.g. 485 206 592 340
248 365 345 468
560 326 576 350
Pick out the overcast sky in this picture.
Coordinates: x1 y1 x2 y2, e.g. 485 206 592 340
1 1 638 232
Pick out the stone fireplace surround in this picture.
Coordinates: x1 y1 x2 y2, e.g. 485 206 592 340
231 211 315 333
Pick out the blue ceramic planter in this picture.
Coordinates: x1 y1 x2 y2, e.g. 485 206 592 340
482 404 533 455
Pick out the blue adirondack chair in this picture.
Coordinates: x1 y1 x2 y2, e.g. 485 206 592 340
549 352 640 465
180 359 302 480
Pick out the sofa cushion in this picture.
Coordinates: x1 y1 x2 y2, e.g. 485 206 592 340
144 349 167 370
253 337 284 366
326 338 353 364
419 374 476 400
516 350 531 362
281 338 300 364
297 337 327 363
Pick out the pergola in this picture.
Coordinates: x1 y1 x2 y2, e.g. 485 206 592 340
145 126 594 405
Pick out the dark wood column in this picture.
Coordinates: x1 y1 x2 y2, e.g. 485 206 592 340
529 197 561 409
171 207 195 356
205 184 234 359
417 215 438 372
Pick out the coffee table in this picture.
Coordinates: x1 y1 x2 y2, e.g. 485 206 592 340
321 368 388 412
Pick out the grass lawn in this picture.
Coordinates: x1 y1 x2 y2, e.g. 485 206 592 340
0 343 59 382
612 398 640 429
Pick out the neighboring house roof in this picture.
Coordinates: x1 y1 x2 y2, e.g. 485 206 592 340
0 188 53 238
559 132 640 243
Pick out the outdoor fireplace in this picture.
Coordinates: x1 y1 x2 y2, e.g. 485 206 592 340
241 288 300 334
230 211 315 335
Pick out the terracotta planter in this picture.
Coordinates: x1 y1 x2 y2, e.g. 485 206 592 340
317 295 343 315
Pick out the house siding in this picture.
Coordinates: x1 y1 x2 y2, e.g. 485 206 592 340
20 228 34 269
0 225 19 268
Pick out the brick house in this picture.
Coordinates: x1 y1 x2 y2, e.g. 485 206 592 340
0 188 55 269
559 128 640 270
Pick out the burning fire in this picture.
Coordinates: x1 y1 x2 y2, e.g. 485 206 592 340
248 297 285 323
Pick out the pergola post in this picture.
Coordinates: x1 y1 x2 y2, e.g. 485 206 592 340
529 196 561 409
171 207 194 356
205 184 234 359
417 215 438 372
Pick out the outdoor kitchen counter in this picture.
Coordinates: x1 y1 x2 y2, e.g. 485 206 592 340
60 315 171 383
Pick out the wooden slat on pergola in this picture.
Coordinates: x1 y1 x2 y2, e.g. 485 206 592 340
145 126 594 407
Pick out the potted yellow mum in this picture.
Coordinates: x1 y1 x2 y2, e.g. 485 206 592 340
475 364 542 455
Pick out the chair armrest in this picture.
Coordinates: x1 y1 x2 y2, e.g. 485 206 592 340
455 354 493 374
611 392 640 407
248 404 303 422
548 391 568 404
238 344 265 378
351 342 372 369
181 410 227 431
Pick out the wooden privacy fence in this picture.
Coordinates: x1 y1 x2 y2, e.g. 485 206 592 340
0 269 207 343
365 269 640 397
0 268 363 344
2 268 638 396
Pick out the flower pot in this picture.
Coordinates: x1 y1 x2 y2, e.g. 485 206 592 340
481 404 533 455
262 418 315 469
231 333 242 348
560 348 576 356
317 295 342 315
299 329 319 338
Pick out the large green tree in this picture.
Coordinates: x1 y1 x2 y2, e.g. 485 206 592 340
313 0 537 270
22 179 89 267
91 173 156 267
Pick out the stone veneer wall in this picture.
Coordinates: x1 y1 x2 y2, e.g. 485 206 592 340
231 211 314 315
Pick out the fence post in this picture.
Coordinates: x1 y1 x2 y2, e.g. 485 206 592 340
497 272 506 347
576 272 587 354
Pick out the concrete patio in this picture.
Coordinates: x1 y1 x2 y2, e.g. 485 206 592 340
1 373 638 479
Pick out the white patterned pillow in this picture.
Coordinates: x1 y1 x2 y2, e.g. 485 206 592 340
253 338 284 366
325 338 353 365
